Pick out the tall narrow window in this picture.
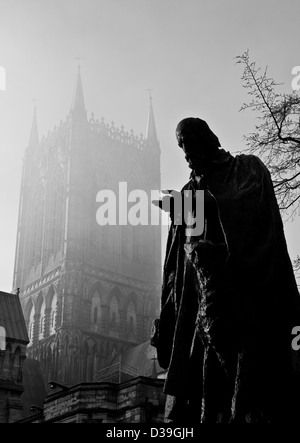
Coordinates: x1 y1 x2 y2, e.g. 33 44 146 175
91 291 101 328
127 301 137 337
39 299 46 340
50 293 57 335
28 305 35 345
0 326 5 350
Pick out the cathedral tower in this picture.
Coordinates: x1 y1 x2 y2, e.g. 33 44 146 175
13 68 161 385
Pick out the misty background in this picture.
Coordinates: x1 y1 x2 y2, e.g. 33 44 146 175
0 0 299 292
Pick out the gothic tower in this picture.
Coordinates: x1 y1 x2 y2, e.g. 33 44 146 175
13 67 161 385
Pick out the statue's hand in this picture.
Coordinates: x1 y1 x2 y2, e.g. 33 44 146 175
152 190 181 221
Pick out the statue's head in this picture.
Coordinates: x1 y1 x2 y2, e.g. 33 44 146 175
176 117 220 170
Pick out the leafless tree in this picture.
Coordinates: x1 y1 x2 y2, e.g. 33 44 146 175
236 50 300 280
236 50 300 216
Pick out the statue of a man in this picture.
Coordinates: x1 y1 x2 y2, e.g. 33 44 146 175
152 117 300 423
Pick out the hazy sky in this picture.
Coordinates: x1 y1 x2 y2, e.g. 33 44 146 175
0 0 299 292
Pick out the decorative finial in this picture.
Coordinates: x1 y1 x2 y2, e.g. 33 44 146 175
147 88 153 101
75 57 81 70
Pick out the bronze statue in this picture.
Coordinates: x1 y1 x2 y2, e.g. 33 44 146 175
152 117 300 423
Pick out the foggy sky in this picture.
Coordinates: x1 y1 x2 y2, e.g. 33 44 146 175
0 0 300 291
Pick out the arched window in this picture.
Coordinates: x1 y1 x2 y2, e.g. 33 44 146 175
0 326 5 351
28 305 35 345
39 299 46 340
126 301 137 337
91 291 101 327
50 293 57 335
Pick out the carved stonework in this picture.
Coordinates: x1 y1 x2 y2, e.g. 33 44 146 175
13 72 161 386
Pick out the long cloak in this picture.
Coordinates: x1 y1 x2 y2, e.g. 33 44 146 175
156 149 300 423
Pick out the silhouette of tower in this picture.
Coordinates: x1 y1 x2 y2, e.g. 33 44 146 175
13 67 161 385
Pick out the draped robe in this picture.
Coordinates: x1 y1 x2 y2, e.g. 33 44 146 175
155 149 300 423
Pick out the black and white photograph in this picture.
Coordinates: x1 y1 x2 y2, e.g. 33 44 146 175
0 0 300 429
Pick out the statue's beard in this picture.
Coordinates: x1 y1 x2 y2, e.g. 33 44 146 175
186 150 219 172
186 155 207 171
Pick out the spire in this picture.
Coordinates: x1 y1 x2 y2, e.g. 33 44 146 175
71 62 86 118
145 90 158 144
28 105 39 149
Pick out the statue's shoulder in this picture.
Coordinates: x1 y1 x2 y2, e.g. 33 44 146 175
234 152 265 168
233 152 269 175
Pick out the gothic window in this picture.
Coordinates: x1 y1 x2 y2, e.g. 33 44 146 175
28 304 35 345
49 293 57 335
91 291 101 327
0 326 5 351
39 299 46 340
126 301 137 338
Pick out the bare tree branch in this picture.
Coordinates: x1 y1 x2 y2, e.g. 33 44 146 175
236 50 300 219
